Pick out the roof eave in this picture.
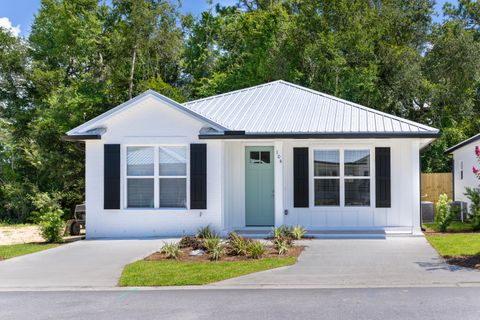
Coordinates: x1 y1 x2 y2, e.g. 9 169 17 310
199 132 441 140
62 134 102 141
444 133 480 154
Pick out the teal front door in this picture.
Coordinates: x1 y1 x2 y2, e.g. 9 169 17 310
245 146 275 226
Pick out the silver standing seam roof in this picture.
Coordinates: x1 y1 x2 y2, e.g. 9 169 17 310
183 80 439 138
64 80 439 140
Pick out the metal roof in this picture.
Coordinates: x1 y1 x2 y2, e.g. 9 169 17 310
445 133 480 154
183 80 439 137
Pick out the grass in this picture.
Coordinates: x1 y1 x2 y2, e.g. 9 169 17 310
426 234 480 257
119 257 296 286
423 221 474 233
0 222 35 228
0 243 60 260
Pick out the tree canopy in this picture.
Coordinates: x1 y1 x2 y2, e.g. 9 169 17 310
0 0 479 222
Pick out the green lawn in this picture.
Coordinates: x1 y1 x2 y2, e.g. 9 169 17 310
119 257 296 286
423 221 474 233
426 234 480 257
0 243 60 260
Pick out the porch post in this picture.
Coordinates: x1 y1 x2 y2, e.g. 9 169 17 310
411 140 422 235
274 141 284 227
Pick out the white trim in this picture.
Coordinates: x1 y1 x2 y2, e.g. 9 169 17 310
124 144 189 210
67 90 228 135
310 146 374 208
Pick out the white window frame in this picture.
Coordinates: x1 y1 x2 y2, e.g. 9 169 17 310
124 144 189 210
312 147 373 208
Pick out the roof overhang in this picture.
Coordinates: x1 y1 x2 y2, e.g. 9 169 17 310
62 128 106 141
199 131 441 140
445 133 480 154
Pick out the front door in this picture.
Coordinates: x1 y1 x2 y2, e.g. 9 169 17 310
245 146 275 226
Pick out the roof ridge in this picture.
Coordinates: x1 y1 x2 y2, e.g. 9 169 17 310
183 80 283 107
278 81 437 132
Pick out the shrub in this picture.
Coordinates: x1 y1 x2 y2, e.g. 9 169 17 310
38 209 65 243
465 187 480 230
274 239 289 255
227 232 248 256
291 225 306 240
161 242 181 259
197 225 217 239
179 236 202 249
209 244 225 261
247 240 265 259
271 226 283 239
435 193 454 232
203 237 221 253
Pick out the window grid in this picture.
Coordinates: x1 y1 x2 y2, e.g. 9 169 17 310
125 145 188 209
313 148 372 208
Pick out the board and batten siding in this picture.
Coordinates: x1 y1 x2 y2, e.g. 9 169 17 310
84 96 224 238
223 139 422 233
451 143 480 204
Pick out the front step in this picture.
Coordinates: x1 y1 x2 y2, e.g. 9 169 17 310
232 228 414 239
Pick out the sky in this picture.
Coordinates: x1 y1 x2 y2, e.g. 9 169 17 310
0 0 457 38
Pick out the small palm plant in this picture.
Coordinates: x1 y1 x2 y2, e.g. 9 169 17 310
291 225 306 240
161 242 181 259
228 232 248 256
247 240 265 259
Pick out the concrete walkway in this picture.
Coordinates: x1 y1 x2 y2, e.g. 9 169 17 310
0 239 171 289
213 237 480 288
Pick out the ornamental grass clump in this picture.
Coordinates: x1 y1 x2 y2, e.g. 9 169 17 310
247 240 265 259
274 238 289 255
291 225 306 240
161 242 181 259
197 225 218 239
435 193 454 232
227 232 248 256
203 237 224 261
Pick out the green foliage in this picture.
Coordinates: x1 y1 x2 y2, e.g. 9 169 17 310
434 194 454 232
0 243 61 260
203 237 221 253
227 232 248 256
247 240 265 259
209 243 225 261
197 225 217 239
291 225 306 240
464 188 480 230
2 0 480 224
179 236 202 249
273 238 289 255
161 242 181 259
38 209 65 243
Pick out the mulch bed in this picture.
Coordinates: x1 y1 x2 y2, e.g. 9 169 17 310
446 255 480 270
145 245 304 262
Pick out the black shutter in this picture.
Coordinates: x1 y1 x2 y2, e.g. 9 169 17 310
294 147 309 207
104 144 120 209
375 147 391 208
190 144 207 209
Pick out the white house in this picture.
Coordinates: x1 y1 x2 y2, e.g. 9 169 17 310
446 133 480 204
64 80 439 238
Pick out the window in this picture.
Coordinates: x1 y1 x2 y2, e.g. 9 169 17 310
126 146 187 209
250 151 270 164
314 150 340 206
313 149 371 207
460 161 464 180
344 150 370 206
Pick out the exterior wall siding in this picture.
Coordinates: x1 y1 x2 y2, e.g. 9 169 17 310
85 97 224 238
452 143 480 204
224 139 422 234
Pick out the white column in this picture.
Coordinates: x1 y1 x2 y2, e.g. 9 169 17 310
411 140 422 235
274 141 284 227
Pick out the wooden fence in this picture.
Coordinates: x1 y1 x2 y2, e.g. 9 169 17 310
421 172 453 203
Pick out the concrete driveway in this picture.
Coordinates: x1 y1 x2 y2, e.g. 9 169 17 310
214 237 480 288
0 239 170 289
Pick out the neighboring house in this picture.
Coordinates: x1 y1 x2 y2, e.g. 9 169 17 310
445 133 480 204
64 80 439 238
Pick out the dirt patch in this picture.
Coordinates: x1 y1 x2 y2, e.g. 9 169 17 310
0 226 44 245
145 245 304 262
446 255 480 270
